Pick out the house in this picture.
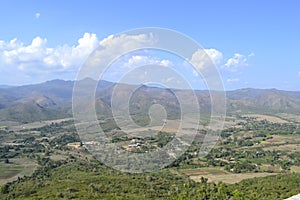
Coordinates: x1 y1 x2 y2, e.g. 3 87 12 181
128 143 141 148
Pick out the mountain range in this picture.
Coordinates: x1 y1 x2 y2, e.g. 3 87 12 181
0 79 299 123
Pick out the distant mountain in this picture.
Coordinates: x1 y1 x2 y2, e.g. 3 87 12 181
226 88 300 113
0 79 300 123
0 85 15 89
16 93 56 107
0 102 70 123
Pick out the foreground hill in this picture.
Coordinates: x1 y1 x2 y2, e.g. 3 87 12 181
1 159 300 200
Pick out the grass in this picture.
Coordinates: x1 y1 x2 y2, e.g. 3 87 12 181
0 158 38 185
0 164 24 179
291 166 300 173
0 125 7 129
259 164 282 173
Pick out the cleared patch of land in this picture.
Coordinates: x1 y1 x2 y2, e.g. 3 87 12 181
9 117 73 132
259 164 282 173
243 114 289 124
263 143 300 152
180 167 278 184
0 125 7 129
0 165 23 179
261 135 300 145
0 158 37 185
276 113 300 123
291 166 300 173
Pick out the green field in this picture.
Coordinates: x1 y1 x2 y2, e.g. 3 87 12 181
0 164 23 179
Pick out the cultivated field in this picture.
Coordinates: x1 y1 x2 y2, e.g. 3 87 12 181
0 158 37 185
180 167 278 184
242 114 289 124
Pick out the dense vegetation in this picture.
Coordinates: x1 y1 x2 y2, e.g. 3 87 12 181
1 159 300 200
0 160 225 199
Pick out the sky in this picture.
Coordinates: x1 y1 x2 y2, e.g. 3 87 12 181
0 0 299 90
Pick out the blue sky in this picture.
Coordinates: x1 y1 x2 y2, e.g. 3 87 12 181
0 0 299 90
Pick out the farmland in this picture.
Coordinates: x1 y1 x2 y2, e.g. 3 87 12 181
1 112 300 199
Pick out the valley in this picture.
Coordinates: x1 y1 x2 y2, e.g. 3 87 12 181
1 80 300 199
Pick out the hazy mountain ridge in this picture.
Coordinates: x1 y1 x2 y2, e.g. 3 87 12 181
0 79 299 122
226 88 300 112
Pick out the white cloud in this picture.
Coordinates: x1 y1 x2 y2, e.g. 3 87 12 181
86 33 156 70
227 78 240 83
99 33 155 52
79 33 158 80
160 59 172 67
124 55 172 68
0 31 253 86
192 69 199 77
248 52 255 57
45 32 100 68
223 53 249 72
190 48 252 74
1 33 100 72
3 37 47 65
204 48 223 65
35 12 41 19
0 32 158 84
189 48 253 89
189 48 224 71
0 33 102 84
190 49 213 71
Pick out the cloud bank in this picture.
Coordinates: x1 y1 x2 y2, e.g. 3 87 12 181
0 32 253 85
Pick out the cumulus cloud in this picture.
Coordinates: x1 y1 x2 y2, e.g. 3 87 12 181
188 48 253 90
35 12 41 19
124 55 172 68
227 78 240 83
1 33 99 72
190 48 225 71
3 37 47 65
190 48 252 73
0 33 102 84
248 52 255 57
0 32 159 84
44 33 100 68
79 33 158 80
190 49 215 72
204 48 223 65
223 53 250 72
0 31 253 86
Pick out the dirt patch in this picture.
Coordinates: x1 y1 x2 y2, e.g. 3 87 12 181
291 166 300 173
180 167 278 184
189 172 277 184
0 166 23 179
263 143 300 152
243 114 289 124
0 158 38 185
277 113 300 123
